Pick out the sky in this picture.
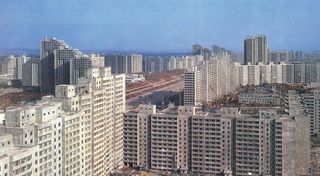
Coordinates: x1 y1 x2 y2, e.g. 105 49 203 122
0 0 319 52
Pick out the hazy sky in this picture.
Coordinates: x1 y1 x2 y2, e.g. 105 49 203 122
0 0 319 52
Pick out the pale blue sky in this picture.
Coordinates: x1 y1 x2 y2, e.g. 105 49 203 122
0 0 319 52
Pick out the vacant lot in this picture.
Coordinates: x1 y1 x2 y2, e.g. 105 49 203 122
0 91 41 110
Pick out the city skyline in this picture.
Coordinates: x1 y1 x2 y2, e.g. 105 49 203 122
0 0 320 52
1 1 320 175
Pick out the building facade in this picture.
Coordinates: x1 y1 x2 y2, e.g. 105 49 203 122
40 38 69 94
22 58 40 87
105 54 143 74
0 67 125 176
123 102 310 176
244 35 268 65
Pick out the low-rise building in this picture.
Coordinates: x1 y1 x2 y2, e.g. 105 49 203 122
238 93 281 105
125 74 145 83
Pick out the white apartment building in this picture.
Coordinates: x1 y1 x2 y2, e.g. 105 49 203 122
239 64 248 86
89 54 105 68
0 67 126 176
247 64 260 85
55 67 125 175
211 54 231 97
184 54 233 106
184 60 320 107
167 55 204 71
0 100 74 176
271 63 283 84
259 63 271 84
0 134 35 176
230 62 241 90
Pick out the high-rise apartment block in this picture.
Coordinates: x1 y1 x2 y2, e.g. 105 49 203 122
269 51 304 63
40 38 69 94
22 58 40 87
184 67 203 106
167 55 204 71
244 35 269 65
271 63 283 84
0 99 78 176
192 44 213 60
104 54 143 74
15 55 30 80
247 64 260 85
0 67 125 176
40 37 97 95
143 56 168 73
89 54 105 68
269 51 290 63
54 49 92 86
0 55 17 76
184 54 232 106
0 134 35 176
300 89 320 135
186 60 320 106
124 97 310 175
0 55 39 86
55 67 125 175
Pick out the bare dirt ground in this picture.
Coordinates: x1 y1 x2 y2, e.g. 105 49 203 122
126 70 185 100
0 91 41 110
126 70 185 110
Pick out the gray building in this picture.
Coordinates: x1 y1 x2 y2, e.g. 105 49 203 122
54 49 92 86
282 63 295 84
238 93 281 105
40 37 95 94
15 55 29 80
269 51 304 63
269 51 290 63
244 35 268 65
143 56 166 73
305 63 319 84
301 89 320 135
192 44 212 60
105 54 143 74
22 58 39 87
40 38 68 94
